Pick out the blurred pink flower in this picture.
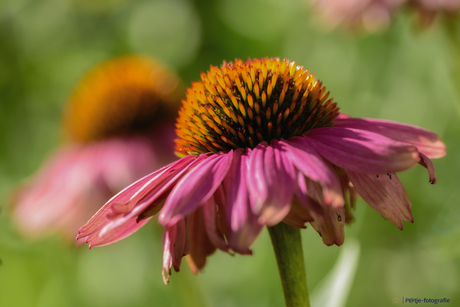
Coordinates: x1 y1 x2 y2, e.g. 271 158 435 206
13 55 182 240
411 0 460 25
77 58 446 284
312 0 460 32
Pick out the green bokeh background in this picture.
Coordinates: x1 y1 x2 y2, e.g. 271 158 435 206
1 0 460 306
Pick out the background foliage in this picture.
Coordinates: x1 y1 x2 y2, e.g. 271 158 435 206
1 0 459 306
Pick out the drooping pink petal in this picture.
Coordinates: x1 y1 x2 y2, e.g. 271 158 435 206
185 207 217 274
338 172 357 224
338 172 357 209
108 155 202 219
202 194 228 252
294 171 309 207
162 219 187 285
77 157 186 237
89 156 209 243
282 197 314 229
83 217 152 248
334 116 446 159
77 155 200 241
158 151 233 226
305 127 420 174
346 170 413 230
246 142 268 213
304 179 345 246
418 152 437 184
224 149 263 254
247 142 295 226
279 137 344 207
309 203 345 246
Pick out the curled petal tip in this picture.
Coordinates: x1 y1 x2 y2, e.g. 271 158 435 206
162 268 170 285
418 152 437 184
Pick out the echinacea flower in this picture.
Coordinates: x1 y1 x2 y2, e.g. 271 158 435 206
410 0 460 25
13 55 182 240
312 0 459 32
77 57 445 284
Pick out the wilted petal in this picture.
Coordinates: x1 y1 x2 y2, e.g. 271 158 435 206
282 196 314 229
334 116 446 159
346 170 413 230
162 219 187 285
310 206 345 246
338 172 357 224
203 195 228 252
418 152 437 184
159 151 233 226
305 127 419 174
225 149 263 254
305 179 345 246
186 207 216 274
279 137 344 207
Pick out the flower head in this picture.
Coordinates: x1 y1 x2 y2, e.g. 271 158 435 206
175 58 338 155
13 55 182 240
77 57 446 284
65 55 181 143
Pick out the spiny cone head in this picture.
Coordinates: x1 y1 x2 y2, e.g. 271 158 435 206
64 55 183 143
175 57 339 156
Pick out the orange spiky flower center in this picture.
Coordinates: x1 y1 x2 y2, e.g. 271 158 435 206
64 55 182 143
174 58 339 156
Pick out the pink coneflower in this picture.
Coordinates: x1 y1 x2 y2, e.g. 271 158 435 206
13 55 182 240
77 57 445 285
312 0 459 32
410 0 460 25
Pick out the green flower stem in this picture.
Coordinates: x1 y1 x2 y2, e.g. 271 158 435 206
268 222 310 307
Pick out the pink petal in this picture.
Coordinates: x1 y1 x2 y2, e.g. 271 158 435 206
279 137 344 207
203 194 228 252
78 155 200 241
346 170 413 229
305 127 419 174
418 152 437 184
309 203 345 246
246 143 268 213
224 149 263 254
109 155 201 219
294 171 309 207
338 173 357 209
84 217 152 248
162 219 187 285
185 207 217 274
247 142 295 226
334 116 446 159
304 179 345 246
158 151 233 226
282 197 314 229
338 173 357 224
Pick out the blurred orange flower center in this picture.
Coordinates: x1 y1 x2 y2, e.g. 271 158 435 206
64 56 182 143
